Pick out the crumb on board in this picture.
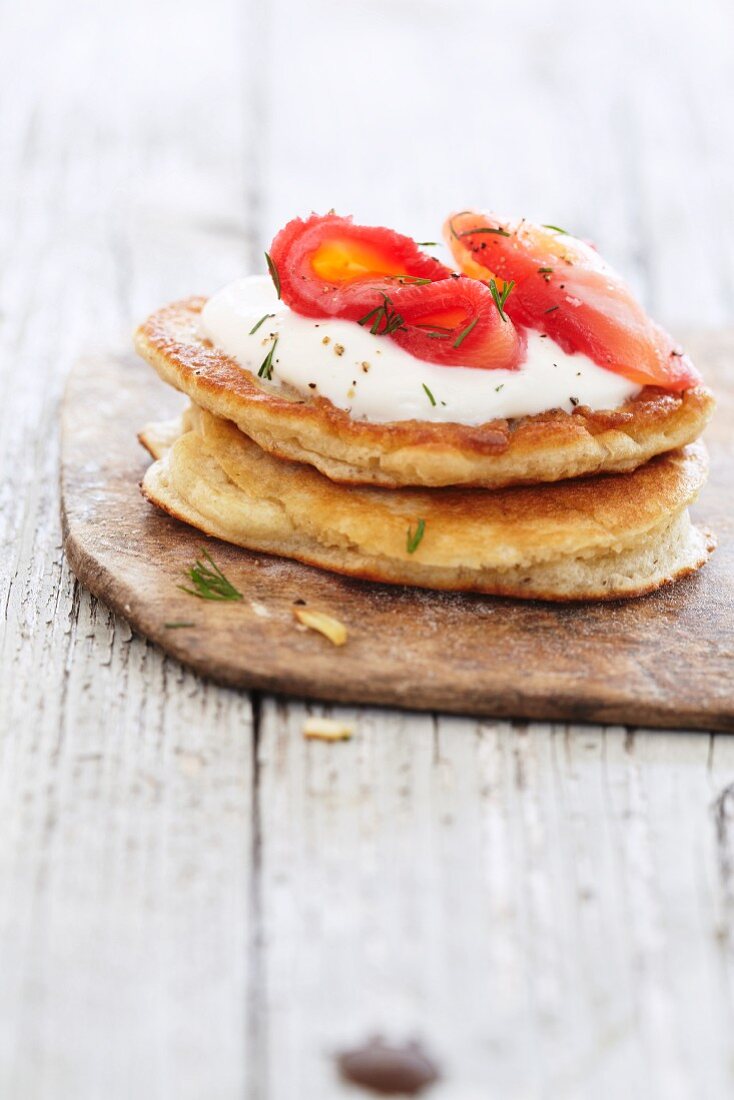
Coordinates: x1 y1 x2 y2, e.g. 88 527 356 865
303 717 354 742
293 608 348 646
250 601 271 619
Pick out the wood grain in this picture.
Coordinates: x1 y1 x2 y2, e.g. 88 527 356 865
61 342 733 732
253 704 734 1099
4 0 734 1095
0 2 258 1098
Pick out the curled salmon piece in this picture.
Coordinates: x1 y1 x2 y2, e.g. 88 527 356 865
387 277 525 370
269 212 452 319
444 210 701 391
269 212 523 370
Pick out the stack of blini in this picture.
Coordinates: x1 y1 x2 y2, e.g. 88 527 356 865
135 212 715 601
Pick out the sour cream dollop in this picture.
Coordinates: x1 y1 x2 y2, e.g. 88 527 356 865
201 276 640 425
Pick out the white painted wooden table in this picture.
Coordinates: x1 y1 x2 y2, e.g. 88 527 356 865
2 1 733 1096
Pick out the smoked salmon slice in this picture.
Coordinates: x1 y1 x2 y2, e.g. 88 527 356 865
269 212 452 319
444 210 700 391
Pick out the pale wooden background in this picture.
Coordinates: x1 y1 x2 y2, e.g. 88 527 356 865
2 0 734 1097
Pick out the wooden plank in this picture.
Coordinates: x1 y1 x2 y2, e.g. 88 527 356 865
254 705 734 1097
0 1 258 1096
599 728 734 1097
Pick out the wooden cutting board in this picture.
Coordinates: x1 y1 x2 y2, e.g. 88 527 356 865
60 336 734 731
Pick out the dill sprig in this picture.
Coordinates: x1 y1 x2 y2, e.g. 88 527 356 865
453 316 479 348
415 323 453 340
448 212 499 240
406 519 426 554
258 335 278 379
458 225 511 239
384 274 433 286
422 383 437 406
544 305 559 314
416 321 452 341
488 278 515 322
542 224 569 235
179 550 243 602
415 240 438 247
357 293 406 336
265 252 281 298
249 313 275 334
448 210 472 238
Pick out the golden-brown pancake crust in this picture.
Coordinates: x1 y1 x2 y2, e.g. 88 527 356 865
135 298 714 490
